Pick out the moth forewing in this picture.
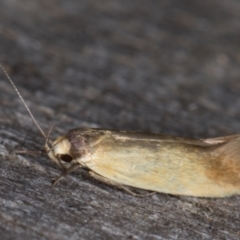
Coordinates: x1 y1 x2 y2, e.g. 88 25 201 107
47 128 240 197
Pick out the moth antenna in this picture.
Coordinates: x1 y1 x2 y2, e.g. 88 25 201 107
0 64 47 139
47 122 55 140
45 121 55 148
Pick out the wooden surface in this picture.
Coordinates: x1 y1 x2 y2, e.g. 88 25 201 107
0 0 240 239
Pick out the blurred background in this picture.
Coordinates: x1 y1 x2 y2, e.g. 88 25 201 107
1 0 240 138
0 1 240 239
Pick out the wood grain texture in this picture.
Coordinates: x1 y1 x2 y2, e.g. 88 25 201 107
0 0 240 239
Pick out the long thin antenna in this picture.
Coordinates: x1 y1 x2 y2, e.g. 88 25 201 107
0 64 47 139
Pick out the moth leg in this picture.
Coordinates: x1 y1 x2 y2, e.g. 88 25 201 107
52 163 81 186
56 155 66 170
89 171 155 197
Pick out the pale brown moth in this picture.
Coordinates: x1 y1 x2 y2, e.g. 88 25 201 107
2 64 240 197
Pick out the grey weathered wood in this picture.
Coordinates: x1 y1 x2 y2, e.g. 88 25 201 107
0 0 240 239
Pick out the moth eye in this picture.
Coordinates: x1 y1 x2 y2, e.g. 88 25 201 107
59 154 73 163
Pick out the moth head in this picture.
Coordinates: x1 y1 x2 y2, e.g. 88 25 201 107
45 136 74 168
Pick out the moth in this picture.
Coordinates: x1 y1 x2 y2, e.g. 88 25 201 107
2 65 240 197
